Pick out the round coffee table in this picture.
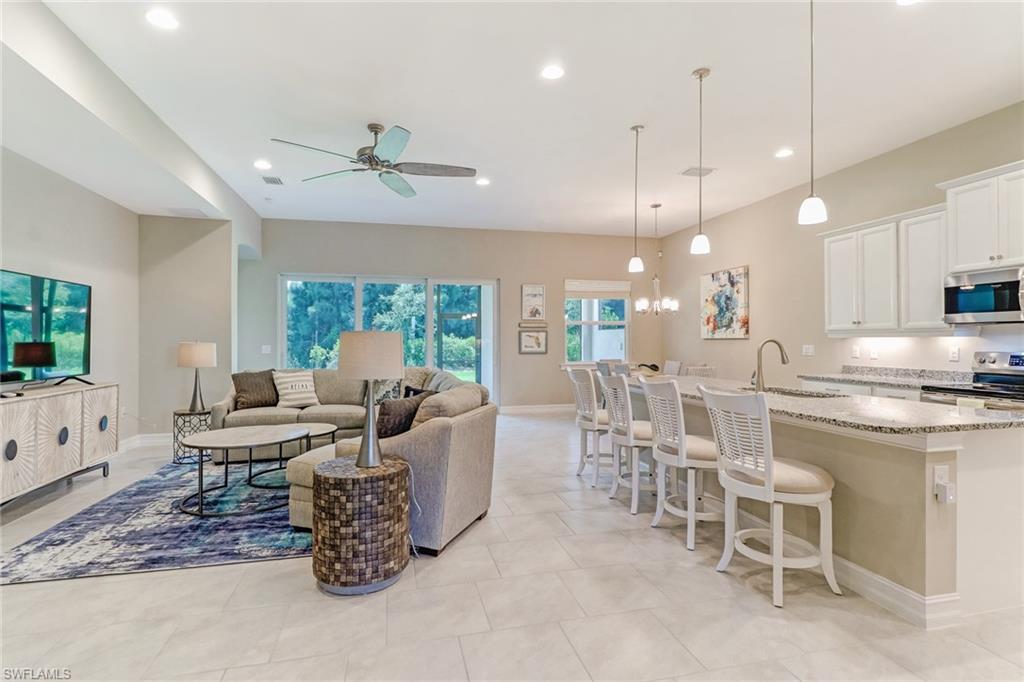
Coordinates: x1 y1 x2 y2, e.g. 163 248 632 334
179 424 310 517
246 422 340 490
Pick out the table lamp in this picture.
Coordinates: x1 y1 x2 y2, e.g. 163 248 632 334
338 331 404 467
177 341 217 413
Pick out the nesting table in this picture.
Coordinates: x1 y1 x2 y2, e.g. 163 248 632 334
179 422 339 517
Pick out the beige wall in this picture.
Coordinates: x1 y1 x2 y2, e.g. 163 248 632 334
139 216 234 432
238 220 663 406
661 103 1024 382
1 149 141 438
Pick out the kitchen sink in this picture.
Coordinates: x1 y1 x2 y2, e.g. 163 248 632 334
743 386 843 399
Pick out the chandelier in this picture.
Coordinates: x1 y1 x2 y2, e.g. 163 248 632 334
635 203 679 315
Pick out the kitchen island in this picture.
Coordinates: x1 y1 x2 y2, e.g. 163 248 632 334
629 375 1024 628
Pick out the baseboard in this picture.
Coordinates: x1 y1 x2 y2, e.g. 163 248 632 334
499 403 575 416
120 432 171 451
734 507 960 629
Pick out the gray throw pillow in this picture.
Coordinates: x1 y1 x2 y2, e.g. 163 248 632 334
377 391 435 438
232 370 278 410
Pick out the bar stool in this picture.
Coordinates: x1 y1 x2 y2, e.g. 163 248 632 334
639 376 723 549
610 363 631 376
699 385 842 608
597 373 655 515
566 368 611 487
663 360 683 376
685 365 717 377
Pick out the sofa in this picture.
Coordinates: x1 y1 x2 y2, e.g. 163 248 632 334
286 368 496 554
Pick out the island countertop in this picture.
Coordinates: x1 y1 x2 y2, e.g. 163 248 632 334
629 375 1024 435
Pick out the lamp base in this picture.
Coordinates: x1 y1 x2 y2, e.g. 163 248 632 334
356 379 382 468
187 368 206 413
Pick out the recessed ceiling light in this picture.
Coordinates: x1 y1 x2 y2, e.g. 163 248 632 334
146 7 179 30
253 159 272 171
475 177 491 186
774 147 795 159
540 64 565 80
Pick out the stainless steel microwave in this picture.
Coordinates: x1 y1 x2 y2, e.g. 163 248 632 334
943 267 1024 324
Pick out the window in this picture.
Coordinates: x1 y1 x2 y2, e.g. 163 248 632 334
362 282 426 366
565 297 628 363
283 277 354 368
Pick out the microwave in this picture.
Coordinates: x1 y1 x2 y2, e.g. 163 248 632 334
943 267 1024 324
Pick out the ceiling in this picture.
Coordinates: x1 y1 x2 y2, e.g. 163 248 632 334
45 1 1024 236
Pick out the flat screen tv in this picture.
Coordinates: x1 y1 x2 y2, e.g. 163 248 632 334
1 270 91 382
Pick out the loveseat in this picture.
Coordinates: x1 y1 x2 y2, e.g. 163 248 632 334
286 369 496 553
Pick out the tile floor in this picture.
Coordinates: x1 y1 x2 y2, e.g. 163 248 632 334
2 413 1022 681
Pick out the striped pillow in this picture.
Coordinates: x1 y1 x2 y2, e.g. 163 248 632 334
273 370 320 409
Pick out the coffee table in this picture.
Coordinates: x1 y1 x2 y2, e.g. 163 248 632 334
247 421 340 490
179 424 311 517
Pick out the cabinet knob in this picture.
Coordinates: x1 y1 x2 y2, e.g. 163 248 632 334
997 254 1004 260
58 426 70 446
4 439 17 461
99 415 109 432
989 255 996 261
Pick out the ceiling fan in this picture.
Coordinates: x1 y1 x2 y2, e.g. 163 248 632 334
271 123 476 198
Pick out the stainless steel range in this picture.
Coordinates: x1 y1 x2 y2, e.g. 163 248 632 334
921 352 1024 410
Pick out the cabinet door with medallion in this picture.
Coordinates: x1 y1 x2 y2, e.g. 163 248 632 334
83 386 119 465
36 392 83 483
0 400 38 501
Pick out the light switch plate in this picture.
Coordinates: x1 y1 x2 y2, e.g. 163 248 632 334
851 346 860 359
802 345 815 357
869 348 879 360
261 345 272 355
948 345 960 362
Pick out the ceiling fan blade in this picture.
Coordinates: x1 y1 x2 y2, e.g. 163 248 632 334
379 170 416 198
301 168 365 182
271 137 358 162
374 126 411 163
391 162 476 178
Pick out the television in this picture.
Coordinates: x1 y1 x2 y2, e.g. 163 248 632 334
1 270 92 382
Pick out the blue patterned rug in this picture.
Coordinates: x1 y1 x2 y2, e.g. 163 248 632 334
1 462 312 584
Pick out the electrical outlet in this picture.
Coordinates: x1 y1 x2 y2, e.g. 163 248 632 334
802 345 815 357
869 348 879 360
934 465 950 487
261 345 272 355
948 345 960 362
851 346 860 359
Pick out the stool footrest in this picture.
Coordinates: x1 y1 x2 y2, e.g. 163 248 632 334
734 528 821 570
664 495 724 522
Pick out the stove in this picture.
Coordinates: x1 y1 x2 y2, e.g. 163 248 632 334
921 352 1024 410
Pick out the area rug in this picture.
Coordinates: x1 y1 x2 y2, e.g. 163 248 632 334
1 462 312 584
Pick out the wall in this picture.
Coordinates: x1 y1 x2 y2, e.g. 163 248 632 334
0 149 141 437
238 220 663 406
139 216 234 432
661 102 1024 383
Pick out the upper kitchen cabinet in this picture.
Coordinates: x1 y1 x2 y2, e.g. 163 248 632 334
899 210 948 331
939 161 1024 272
824 223 898 333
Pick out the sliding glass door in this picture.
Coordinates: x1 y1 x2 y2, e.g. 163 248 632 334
361 281 426 366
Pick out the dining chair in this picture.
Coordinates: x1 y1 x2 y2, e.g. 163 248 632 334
663 360 683 376
685 365 717 377
610 363 631 376
595 361 613 377
597 373 655 514
699 385 842 607
566 368 611 487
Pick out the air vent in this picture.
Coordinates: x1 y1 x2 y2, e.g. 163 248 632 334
680 167 715 177
166 207 209 218
262 176 284 185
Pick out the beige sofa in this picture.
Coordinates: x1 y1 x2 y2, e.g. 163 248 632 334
286 370 496 554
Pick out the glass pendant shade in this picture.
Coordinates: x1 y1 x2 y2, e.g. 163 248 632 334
628 256 645 273
634 297 651 313
689 233 711 255
798 195 828 225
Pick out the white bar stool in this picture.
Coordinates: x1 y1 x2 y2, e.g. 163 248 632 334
699 385 842 608
566 368 612 487
597 373 655 515
639 376 723 549
662 360 683 376
685 365 717 377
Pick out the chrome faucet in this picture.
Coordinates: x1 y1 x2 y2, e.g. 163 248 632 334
754 339 790 393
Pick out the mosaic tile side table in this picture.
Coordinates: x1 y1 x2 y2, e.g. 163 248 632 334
312 455 410 596
172 409 211 464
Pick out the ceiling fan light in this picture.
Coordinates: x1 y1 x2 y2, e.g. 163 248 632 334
689 233 711 255
798 194 828 225
628 256 645 273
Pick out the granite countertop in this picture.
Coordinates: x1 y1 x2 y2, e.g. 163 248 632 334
797 365 972 389
630 375 1024 435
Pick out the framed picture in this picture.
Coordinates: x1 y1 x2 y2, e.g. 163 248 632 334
521 284 545 321
519 330 548 354
700 265 750 339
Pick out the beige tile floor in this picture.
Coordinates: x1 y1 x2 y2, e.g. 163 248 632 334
2 413 1022 681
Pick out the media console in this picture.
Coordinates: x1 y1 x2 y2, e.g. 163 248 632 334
0 382 119 503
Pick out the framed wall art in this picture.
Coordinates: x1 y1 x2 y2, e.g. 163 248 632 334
521 284 545 321
518 329 548 354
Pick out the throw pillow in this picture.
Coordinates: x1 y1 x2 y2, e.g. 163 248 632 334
404 384 434 398
273 370 320 409
232 370 278 410
377 391 435 438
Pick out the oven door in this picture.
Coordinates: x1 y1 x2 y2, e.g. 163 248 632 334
943 267 1023 324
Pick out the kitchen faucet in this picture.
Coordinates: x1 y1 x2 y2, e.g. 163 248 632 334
754 339 790 393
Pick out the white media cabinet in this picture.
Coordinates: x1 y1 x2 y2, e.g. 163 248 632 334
0 382 119 503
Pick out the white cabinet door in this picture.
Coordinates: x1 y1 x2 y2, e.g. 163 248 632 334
0 401 38 502
872 386 920 401
998 169 1024 266
858 223 899 331
899 211 948 330
825 233 859 332
801 380 872 396
947 178 1000 272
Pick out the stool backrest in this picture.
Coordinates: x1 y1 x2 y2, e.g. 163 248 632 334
686 365 717 377
610 363 631 376
567 368 601 427
595 361 613 377
597 372 634 437
698 385 774 500
639 376 690 466
663 360 683 376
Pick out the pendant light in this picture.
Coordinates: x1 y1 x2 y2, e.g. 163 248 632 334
798 0 828 225
635 203 679 315
627 124 645 273
689 68 711 256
